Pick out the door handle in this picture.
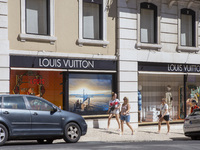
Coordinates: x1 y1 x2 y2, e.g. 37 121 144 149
3 111 9 114
33 112 38 115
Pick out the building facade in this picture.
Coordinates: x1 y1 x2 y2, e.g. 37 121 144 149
8 0 117 128
118 0 200 127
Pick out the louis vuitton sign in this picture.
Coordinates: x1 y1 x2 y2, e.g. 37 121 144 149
10 56 116 70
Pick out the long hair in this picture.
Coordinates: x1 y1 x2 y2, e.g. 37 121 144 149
123 97 129 105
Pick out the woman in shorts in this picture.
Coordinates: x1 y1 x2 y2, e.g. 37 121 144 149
158 98 170 134
120 97 134 135
107 92 121 131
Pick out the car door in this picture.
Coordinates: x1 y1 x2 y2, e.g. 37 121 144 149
1 96 31 135
189 110 200 132
26 96 62 135
0 97 2 115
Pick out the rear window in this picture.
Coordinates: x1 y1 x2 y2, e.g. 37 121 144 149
190 109 200 116
3 96 26 109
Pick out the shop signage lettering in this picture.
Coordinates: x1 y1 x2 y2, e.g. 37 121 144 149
39 58 95 69
30 79 45 85
168 64 200 72
10 56 117 70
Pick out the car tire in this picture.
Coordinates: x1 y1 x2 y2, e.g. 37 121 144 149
0 124 8 146
191 136 198 140
63 122 81 143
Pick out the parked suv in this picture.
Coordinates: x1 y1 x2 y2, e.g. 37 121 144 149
0 94 87 146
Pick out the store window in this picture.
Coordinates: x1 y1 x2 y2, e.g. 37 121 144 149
69 73 113 115
185 75 200 116
138 74 184 122
10 70 63 109
181 8 195 47
140 2 157 43
83 0 103 40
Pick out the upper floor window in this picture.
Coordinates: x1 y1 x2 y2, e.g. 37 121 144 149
26 0 50 35
19 0 56 44
83 0 103 40
140 2 157 44
78 0 109 47
181 9 195 47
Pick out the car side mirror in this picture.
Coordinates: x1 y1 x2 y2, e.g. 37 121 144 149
52 105 57 112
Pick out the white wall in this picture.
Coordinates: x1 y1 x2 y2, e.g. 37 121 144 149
0 0 9 94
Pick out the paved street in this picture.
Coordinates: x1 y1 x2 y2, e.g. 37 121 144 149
1 124 200 150
2 141 200 150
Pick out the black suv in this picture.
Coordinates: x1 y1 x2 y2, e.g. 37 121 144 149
0 94 87 146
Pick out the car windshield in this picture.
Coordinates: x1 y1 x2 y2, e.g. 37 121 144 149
189 109 200 116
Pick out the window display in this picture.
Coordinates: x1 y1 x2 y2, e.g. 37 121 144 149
10 70 63 108
69 73 113 115
139 74 184 122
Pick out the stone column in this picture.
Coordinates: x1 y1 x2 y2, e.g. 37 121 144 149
117 0 138 128
0 0 10 94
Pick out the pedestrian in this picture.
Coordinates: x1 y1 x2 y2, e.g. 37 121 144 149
191 100 199 114
120 97 134 135
107 92 121 131
158 98 170 134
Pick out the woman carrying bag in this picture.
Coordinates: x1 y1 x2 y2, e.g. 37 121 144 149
107 92 121 131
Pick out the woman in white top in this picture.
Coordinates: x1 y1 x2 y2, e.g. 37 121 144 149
107 92 121 131
120 97 134 135
158 98 170 134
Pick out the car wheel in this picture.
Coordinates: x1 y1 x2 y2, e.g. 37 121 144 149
191 136 198 140
0 124 8 146
63 122 81 143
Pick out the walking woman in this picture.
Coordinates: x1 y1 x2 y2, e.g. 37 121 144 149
120 97 134 135
158 98 170 134
107 92 121 131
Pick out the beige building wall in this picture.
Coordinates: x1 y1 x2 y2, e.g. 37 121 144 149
8 0 117 56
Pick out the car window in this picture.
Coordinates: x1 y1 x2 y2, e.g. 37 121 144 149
193 110 200 116
0 97 2 108
3 96 26 109
27 97 53 111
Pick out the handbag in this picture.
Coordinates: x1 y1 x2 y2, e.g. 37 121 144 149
110 105 115 111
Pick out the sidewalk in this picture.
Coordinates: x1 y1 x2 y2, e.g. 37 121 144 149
76 123 190 142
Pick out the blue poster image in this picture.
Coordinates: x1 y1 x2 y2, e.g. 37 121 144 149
69 74 112 115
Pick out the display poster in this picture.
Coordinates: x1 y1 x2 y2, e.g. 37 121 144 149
69 73 112 115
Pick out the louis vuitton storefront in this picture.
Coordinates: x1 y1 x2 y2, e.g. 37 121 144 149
138 62 200 123
10 55 117 117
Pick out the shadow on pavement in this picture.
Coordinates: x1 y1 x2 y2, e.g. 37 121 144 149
170 137 191 141
137 131 159 134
